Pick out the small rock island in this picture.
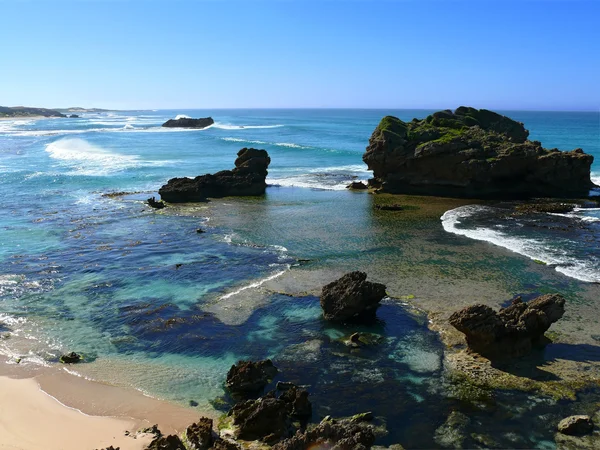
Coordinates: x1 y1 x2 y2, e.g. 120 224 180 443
363 107 594 198
159 148 271 202
161 116 215 128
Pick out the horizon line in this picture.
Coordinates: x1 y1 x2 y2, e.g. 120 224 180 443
48 106 600 113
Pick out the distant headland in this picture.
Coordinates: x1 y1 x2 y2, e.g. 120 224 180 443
0 105 113 118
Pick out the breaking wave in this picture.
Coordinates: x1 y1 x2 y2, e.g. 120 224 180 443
44 138 170 176
441 205 600 283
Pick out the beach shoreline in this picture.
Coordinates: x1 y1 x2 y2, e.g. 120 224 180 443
0 357 207 450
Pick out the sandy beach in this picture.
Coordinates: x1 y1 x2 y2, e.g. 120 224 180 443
0 116 50 121
0 360 204 450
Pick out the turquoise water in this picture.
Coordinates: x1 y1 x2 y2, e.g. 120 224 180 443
1 109 599 447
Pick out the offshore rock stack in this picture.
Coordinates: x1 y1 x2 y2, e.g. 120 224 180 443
363 107 594 199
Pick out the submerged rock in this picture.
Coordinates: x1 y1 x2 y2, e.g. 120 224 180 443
433 411 470 449
557 415 594 436
161 117 214 129
449 294 566 358
363 107 594 198
320 272 387 322
158 148 271 202
272 415 376 450
225 359 278 396
59 352 82 364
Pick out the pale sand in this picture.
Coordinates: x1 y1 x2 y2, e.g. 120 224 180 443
0 360 205 450
0 116 50 121
0 376 153 450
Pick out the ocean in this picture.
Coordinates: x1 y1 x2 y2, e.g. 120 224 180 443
1 109 599 447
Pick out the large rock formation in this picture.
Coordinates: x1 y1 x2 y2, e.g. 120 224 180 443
320 272 387 322
225 359 278 396
272 415 376 450
448 294 566 358
229 396 292 442
159 148 271 202
161 117 214 128
363 107 594 198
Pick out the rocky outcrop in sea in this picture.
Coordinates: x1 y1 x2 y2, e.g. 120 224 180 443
363 107 594 198
158 148 271 202
320 271 387 322
161 117 215 128
448 294 566 358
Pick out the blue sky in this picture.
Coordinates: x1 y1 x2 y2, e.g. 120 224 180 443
1 0 598 110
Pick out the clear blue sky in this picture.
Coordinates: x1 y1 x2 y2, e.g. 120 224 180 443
1 0 598 110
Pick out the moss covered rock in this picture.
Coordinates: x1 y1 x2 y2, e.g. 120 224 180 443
363 107 594 199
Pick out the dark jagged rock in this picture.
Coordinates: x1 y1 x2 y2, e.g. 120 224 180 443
69 114 80 118
158 148 271 202
449 294 566 358
279 385 312 419
225 359 278 395
147 197 166 209
272 416 376 450
59 352 82 364
363 107 594 199
145 434 186 450
557 415 594 436
347 181 368 190
185 417 214 450
229 396 292 442
161 117 214 129
320 272 387 322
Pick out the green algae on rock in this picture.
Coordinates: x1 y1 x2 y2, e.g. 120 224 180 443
363 107 595 198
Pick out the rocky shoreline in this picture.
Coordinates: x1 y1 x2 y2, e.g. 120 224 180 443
86 272 599 449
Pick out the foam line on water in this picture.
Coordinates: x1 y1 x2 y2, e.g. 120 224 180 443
221 137 309 149
219 267 289 300
44 138 174 176
441 205 600 283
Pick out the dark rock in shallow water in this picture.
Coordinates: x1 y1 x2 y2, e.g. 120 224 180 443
347 181 368 190
161 117 214 129
375 204 403 211
320 272 387 322
449 294 565 358
147 197 166 209
229 396 292 442
59 352 82 364
272 415 376 450
363 107 594 199
185 417 214 450
158 148 271 202
557 415 594 436
279 385 312 419
225 359 278 396
69 114 79 118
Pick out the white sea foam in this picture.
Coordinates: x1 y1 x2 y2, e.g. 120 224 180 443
221 137 308 149
174 114 191 120
219 267 289 300
44 138 170 176
441 205 600 283
268 177 353 191
213 122 284 130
